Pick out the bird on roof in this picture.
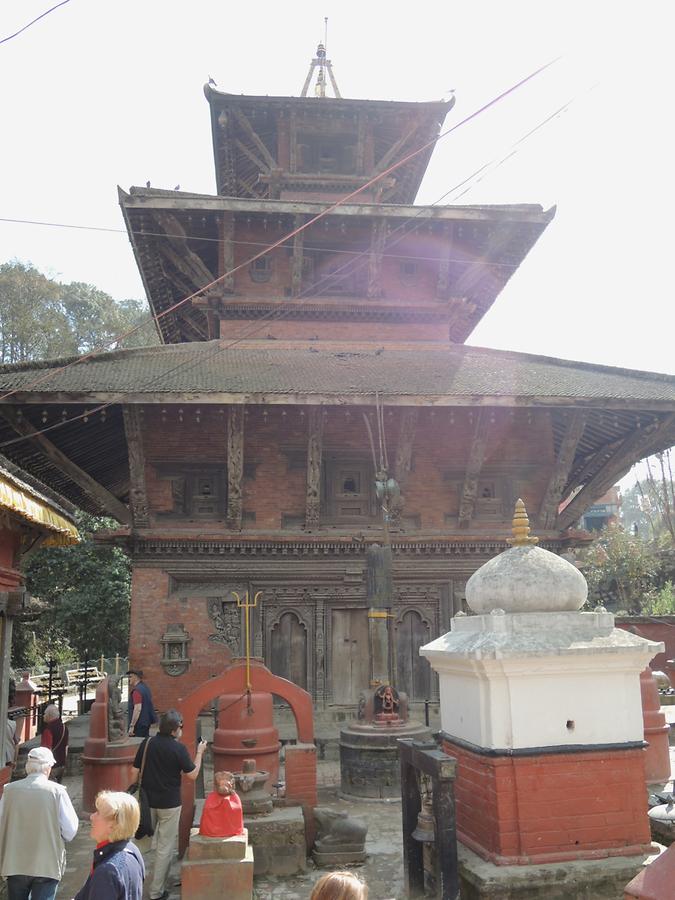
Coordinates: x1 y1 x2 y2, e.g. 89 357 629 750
146 180 151 188
208 76 217 86
174 184 180 191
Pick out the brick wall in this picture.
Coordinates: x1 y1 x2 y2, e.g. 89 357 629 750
442 738 651 865
128 566 232 712
137 405 554 534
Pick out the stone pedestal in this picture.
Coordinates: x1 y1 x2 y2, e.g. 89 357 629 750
460 843 654 900
421 501 663 893
182 829 253 900
81 678 141 814
339 719 431 800
245 805 306 875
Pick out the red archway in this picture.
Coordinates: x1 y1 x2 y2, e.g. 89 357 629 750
176 658 315 855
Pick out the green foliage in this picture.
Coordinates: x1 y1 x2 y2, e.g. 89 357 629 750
12 515 131 669
0 259 158 364
642 581 675 616
580 525 663 614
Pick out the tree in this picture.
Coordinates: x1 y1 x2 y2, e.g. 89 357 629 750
12 515 131 669
580 525 663 613
0 259 159 364
622 451 675 545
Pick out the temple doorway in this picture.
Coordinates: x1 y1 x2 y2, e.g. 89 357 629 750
330 608 369 704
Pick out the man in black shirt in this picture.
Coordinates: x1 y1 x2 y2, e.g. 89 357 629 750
132 709 206 900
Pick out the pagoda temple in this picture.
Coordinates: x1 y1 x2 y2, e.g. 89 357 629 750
0 49 673 714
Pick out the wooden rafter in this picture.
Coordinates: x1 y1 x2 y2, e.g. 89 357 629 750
373 119 421 175
153 212 215 288
122 406 150 528
0 406 131 524
557 413 675 530
234 138 271 175
232 109 277 170
226 405 244 530
458 410 490 528
538 410 588 529
305 406 324 529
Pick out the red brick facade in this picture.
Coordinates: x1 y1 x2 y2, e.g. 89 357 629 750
127 402 562 711
441 737 652 865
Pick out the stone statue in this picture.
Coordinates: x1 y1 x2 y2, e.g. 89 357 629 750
106 675 126 743
312 807 368 865
199 770 245 838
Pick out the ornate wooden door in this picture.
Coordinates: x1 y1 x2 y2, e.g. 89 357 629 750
270 612 307 690
396 610 430 701
330 608 369 704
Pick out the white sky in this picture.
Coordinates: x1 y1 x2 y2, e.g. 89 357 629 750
1 1 673 479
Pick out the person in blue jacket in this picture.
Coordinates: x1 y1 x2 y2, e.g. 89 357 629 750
127 670 157 738
75 791 145 900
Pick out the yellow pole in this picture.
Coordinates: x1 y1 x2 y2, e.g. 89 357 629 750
233 591 262 691
100 654 105 676
115 654 119 675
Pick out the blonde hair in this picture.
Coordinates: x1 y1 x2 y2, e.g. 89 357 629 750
310 871 368 900
95 791 140 842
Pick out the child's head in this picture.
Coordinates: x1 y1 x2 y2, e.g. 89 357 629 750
214 770 235 796
310 871 368 900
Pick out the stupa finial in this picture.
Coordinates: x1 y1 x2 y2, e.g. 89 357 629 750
300 19 342 99
507 499 539 547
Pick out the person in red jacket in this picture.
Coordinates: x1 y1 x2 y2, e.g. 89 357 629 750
199 770 244 838
41 704 68 783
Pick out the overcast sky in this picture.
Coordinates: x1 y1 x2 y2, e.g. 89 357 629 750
1 0 673 394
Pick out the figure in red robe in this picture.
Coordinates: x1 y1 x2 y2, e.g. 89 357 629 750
199 770 244 838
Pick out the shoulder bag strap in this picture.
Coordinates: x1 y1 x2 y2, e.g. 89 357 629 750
138 736 153 785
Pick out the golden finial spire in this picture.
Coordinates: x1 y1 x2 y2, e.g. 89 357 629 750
508 498 539 547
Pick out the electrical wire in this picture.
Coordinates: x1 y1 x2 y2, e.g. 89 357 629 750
0 0 72 46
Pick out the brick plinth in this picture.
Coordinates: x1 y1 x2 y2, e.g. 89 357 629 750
284 743 318 846
442 737 652 866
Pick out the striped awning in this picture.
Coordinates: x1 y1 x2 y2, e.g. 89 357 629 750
0 471 79 546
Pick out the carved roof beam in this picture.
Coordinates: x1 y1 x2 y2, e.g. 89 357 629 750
391 408 418 527
373 118 421 176
233 138 272 177
123 406 149 529
557 412 675 530
291 215 305 298
458 409 490 529
153 213 215 291
218 212 235 293
538 410 588 529
0 406 131 524
367 218 388 300
355 111 368 175
232 108 278 170
436 225 453 300
226 405 244 530
305 406 324 530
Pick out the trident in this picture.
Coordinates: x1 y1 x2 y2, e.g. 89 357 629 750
231 590 263 692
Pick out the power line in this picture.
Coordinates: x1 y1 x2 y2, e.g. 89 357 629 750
0 0 72 47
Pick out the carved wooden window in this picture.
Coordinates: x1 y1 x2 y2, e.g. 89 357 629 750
156 465 225 520
250 256 272 283
298 132 357 174
476 479 503 520
399 260 418 284
323 455 376 524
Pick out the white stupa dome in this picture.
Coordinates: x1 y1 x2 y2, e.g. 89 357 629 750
465 500 588 614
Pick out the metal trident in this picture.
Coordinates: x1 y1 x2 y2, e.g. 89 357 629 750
232 590 263 691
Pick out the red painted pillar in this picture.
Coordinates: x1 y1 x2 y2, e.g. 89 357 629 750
640 667 671 784
14 672 39 742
